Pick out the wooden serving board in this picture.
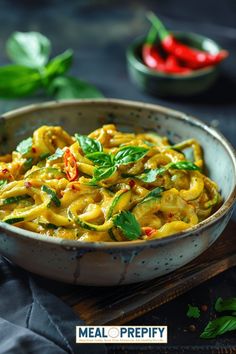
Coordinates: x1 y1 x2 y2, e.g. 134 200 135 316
62 220 236 325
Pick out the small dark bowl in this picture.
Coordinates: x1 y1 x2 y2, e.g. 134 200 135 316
127 32 222 97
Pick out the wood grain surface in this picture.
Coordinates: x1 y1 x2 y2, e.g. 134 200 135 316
61 220 236 325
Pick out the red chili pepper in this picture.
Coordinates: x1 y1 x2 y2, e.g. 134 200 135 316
64 148 79 182
165 55 192 73
147 12 229 69
142 26 166 71
142 227 157 237
129 179 136 188
142 26 192 74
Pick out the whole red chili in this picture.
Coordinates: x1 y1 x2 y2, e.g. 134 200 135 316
147 12 228 69
142 25 191 74
142 26 166 71
64 148 79 182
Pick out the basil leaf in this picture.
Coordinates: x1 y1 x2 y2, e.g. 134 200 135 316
200 316 236 339
137 167 166 183
6 31 51 69
215 297 236 313
48 76 104 99
0 180 7 189
41 185 61 207
86 152 113 167
169 161 200 171
0 65 41 98
16 137 32 155
114 146 148 166
47 147 64 161
75 134 102 155
113 210 141 240
45 50 73 80
141 186 164 203
93 166 117 182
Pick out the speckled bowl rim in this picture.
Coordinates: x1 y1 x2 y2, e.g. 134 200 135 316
127 32 221 79
0 98 235 250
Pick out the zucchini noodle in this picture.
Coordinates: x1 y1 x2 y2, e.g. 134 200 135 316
0 124 222 241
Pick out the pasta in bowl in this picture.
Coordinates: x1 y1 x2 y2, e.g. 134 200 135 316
0 99 234 285
0 124 221 242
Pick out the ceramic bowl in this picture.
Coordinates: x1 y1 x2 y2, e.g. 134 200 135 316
127 32 222 97
0 99 235 286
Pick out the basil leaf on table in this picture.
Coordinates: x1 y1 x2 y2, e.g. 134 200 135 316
16 137 33 155
48 76 104 99
45 49 73 80
0 65 41 97
75 134 102 155
86 152 113 167
114 146 149 166
6 31 51 69
215 297 236 313
200 316 236 339
186 304 201 319
113 210 141 240
93 166 117 182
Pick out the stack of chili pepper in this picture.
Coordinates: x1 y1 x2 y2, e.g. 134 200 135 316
142 12 228 75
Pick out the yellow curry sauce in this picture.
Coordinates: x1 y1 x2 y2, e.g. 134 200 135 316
0 124 221 242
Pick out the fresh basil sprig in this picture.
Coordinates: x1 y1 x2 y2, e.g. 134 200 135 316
0 31 103 99
137 161 200 183
113 210 141 240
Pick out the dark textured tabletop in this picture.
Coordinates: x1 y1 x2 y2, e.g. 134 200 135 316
0 0 235 353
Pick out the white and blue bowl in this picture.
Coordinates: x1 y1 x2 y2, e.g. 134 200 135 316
0 99 235 286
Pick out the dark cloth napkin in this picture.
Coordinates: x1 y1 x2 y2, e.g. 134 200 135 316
0 257 107 354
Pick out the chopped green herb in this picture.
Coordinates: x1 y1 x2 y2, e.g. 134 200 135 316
137 167 166 183
47 147 64 161
187 304 201 319
16 137 32 155
113 210 141 240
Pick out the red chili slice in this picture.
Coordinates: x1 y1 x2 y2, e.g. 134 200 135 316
64 148 79 182
142 227 157 237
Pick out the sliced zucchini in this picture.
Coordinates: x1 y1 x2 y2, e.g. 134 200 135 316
2 195 30 205
26 167 65 179
4 217 25 224
180 172 204 201
106 189 131 219
41 185 61 207
132 197 161 222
